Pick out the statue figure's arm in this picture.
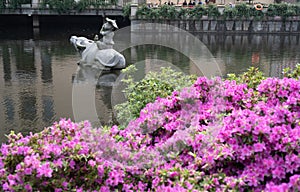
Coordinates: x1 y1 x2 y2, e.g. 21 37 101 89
100 28 111 36
100 22 113 36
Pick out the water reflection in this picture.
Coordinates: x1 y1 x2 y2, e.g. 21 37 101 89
41 48 52 83
0 33 299 143
72 63 123 127
42 95 54 125
2 45 12 81
0 39 78 142
19 91 37 121
3 96 15 121
194 34 300 77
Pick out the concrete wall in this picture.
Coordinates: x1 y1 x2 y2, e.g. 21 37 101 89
131 18 300 33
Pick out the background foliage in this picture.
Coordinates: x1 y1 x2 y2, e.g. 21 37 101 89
1 0 117 11
135 3 300 20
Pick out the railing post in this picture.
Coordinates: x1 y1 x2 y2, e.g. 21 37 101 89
130 3 138 19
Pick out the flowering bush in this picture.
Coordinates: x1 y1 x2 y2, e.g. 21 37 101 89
114 66 196 128
1 68 299 191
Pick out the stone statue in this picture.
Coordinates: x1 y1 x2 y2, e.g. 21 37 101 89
70 18 126 70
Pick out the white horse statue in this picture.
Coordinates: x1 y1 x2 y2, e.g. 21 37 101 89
70 18 126 70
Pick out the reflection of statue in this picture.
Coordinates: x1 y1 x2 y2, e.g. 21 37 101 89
70 18 126 70
72 60 123 127
73 63 120 87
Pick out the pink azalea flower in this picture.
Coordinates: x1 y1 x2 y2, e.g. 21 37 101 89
88 160 96 167
37 162 53 178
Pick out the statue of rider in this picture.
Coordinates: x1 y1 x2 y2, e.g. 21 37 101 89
96 18 119 50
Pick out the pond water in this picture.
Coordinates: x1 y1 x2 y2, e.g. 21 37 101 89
0 27 299 143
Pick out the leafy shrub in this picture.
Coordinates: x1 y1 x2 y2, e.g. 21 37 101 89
0 0 5 10
114 65 196 128
7 0 21 9
283 63 300 79
95 0 115 8
41 0 76 13
206 4 221 18
74 0 89 12
188 5 207 19
110 0 117 6
249 6 264 20
292 4 300 15
40 0 116 12
284 4 298 17
266 3 299 18
226 67 266 89
136 4 151 19
235 3 251 19
276 3 289 17
132 3 300 21
148 8 160 19
158 5 178 20
178 7 189 19
135 4 222 20
266 4 278 17
122 3 131 18
223 6 238 19
227 65 300 87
